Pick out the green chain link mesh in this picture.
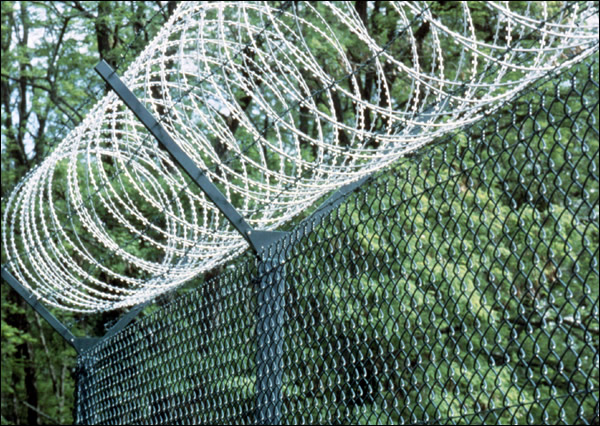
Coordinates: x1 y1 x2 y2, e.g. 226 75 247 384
75 59 599 425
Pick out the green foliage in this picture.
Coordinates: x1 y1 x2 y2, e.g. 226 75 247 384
280 59 598 424
1 2 172 424
2 1 598 425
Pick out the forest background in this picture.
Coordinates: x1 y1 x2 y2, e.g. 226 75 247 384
1 1 598 424
2 2 177 423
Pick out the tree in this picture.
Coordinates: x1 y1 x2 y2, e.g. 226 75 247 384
1 2 175 423
2 2 598 424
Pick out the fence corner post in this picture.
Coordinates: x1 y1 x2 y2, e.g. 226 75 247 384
74 354 96 425
255 249 286 425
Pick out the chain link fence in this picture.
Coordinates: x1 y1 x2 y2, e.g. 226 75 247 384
75 59 599 424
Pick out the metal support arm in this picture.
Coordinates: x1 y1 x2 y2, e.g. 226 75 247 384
1 267 97 353
95 60 287 254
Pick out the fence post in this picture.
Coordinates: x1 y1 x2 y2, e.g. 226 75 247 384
255 251 286 425
74 354 95 425
96 60 293 424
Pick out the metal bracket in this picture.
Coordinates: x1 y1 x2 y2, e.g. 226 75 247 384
102 301 148 342
73 338 101 354
75 301 149 354
248 230 288 257
295 175 370 239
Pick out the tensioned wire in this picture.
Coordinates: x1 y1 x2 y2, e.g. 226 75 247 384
14 55 597 313
3 2 596 310
2 1 297 311
1 0 467 310
2 1 598 312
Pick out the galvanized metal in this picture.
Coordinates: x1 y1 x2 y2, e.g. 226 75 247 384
95 60 279 252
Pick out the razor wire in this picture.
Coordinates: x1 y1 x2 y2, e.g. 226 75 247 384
74 58 599 424
2 1 598 312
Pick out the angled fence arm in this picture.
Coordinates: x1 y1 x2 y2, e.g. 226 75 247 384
1 267 81 351
94 60 289 254
102 301 148 341
95 60 289 424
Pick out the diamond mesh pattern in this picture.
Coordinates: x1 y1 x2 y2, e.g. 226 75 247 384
75 60 599 425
